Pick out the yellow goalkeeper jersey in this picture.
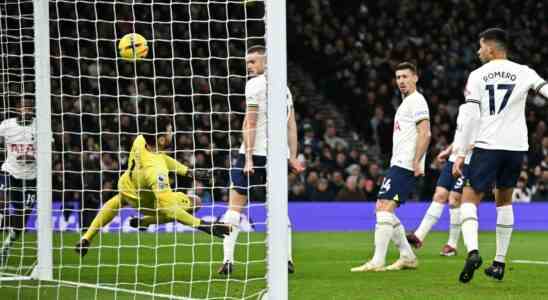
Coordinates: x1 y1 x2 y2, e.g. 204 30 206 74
118 135 189 208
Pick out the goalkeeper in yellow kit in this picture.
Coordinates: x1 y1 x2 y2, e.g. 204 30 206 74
75 117 231 257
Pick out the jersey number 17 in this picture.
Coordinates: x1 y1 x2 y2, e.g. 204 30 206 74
485 84 515 115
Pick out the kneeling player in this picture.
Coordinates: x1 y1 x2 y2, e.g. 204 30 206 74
75 118 231 257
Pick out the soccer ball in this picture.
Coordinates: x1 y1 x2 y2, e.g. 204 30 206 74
118 33 148 60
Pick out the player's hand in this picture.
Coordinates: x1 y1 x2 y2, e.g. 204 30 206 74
288 158 305 174
452 157 465 178
413 160 424 177
436 148 451 164
243 157 254 175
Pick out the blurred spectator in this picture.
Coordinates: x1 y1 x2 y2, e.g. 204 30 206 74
335 175 366 201
323 119 348 150
512 174 532 203
309 178 336 201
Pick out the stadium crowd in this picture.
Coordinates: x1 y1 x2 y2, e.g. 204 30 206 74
3 0 546 223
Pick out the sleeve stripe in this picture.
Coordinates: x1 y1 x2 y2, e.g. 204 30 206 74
465 99 481 105
535 81 548 94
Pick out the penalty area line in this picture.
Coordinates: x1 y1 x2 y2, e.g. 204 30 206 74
512 260 548 265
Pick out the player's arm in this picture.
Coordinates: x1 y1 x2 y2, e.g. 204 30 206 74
414 119 431 176
452 102 480 177
437 144 453 163
162 154 209 181
530 68 548 101
162 155 189 176
243 104 258 174
287 107 304 174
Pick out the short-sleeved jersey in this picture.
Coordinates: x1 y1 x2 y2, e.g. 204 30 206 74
239 74 293 156
465 60 546 151
390 91 430 172
120 135 188 202
0 118 36 180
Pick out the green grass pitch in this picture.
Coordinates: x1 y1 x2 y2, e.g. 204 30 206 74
1 231 547 299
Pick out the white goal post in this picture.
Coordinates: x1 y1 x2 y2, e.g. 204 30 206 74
0 0 289 299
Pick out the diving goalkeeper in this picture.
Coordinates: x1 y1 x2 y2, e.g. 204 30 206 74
75 117 231 257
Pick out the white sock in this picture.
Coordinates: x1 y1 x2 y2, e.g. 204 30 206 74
447 207 461 248
414 201 445 241
287 216 293 262
495 205 513 263
371 211 395 266
460 203 479 252
1 229 17 250
391 215 416 260
222 210 241 263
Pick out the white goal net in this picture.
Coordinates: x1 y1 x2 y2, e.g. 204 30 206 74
0 0 288 299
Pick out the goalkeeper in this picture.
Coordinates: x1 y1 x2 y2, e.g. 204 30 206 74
75 117 231 257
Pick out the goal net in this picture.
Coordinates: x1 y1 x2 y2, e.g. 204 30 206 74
0 0 288 299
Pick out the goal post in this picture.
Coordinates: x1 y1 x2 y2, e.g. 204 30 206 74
33 0 53 281
265 0 289 299
1 0 289 299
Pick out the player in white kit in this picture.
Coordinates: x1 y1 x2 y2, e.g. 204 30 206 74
453 28 548 283
217 45 304 275
407 104 475 256
0 96 36 264
351 62 431 272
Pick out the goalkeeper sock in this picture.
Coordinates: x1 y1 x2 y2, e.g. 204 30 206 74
223 210 241 263
83 194 122 241
391 215 416 260
495 205 513 263
447 206 461 248
287 216 293 262
371 211 395 266
414 201 444 242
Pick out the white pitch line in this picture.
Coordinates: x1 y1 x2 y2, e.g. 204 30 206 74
0 271 197 300
512 260 548 265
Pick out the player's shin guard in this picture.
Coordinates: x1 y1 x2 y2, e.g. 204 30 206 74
414 201 444 242
447 207 461 249
495 205 513 263
222 210 240 264
460 203 479 253
391 215 416 260
371 211 395 266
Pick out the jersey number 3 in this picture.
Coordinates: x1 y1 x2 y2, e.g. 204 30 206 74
485 84 515 115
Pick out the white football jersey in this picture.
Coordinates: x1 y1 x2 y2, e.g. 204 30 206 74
465 59 546 151
0 118 37 179
239 74 293 156
390 90 430 172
